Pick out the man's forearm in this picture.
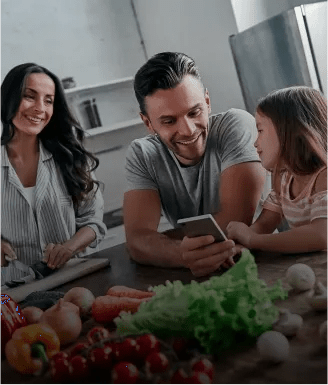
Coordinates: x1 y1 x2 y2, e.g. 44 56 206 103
126 230 185 268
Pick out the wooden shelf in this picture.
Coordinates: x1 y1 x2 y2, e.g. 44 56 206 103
64 76 134 97
84 118 143 137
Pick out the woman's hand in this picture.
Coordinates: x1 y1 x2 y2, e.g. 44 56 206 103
1 240 17 267
180 235 236 277
226 221 255 248
43 242 75 269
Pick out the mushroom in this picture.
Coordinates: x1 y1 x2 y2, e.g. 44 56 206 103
319 321 327 342
257 331 289 363
286 263 316 291
307 281 327 310
273 308 303 336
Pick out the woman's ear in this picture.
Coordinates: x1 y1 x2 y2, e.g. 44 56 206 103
140 112 155 134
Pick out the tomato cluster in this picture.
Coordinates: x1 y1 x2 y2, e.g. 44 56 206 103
49 326 214 383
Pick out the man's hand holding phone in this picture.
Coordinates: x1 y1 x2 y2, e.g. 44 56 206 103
177 214 237 277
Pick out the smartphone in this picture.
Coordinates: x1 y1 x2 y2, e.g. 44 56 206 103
177 214 227 243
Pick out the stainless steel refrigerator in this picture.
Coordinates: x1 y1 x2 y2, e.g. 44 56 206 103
229 1 327 115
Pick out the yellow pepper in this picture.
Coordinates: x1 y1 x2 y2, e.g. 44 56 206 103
5 323 60 375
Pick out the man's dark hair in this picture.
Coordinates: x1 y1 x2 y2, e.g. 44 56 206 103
134 52 203 115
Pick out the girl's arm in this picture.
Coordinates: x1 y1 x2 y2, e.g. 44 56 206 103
226 208 282 248
250 208 283 234
248 218 327 253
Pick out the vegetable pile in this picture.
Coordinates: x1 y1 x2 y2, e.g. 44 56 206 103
115 249 288 353
49 328 214 383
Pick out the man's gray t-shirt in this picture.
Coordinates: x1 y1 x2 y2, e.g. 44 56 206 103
125 108 260 227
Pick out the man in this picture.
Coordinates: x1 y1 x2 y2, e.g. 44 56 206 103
124 52 265 276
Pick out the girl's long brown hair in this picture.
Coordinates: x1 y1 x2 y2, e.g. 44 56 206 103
257 86 327 185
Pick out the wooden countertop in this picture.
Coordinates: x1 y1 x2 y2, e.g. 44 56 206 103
1 243 327 384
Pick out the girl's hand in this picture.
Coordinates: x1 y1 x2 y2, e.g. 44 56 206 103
226 221 254 248
42 243 75 269
180 235 237 277
1 240 17 267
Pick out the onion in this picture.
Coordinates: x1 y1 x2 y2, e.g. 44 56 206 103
63 287 95 317
21 306 44 324
39 298 82 346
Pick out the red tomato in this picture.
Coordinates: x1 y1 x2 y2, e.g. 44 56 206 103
50 357 70 382
88 346 113 369
136 334 160 359
188 371 211 384
145 351 169 374
51 351 69 362
69 355 89 380
170 367 188 383
69 342 89 358
115 338 139 362
191 358 214 380
87 326 110 344
112 361 138 383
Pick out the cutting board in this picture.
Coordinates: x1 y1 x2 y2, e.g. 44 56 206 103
1 258 110 303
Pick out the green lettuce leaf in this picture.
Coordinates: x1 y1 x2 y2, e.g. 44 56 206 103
115 250 287 353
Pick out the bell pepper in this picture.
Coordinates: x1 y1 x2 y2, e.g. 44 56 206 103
5 323 60 375
1 294 27 356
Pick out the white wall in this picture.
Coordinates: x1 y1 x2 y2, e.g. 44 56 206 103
231 0 327 32
133 0 246 113
1 0 146 86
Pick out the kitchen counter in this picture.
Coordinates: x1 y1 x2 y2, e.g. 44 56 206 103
1 242 327 384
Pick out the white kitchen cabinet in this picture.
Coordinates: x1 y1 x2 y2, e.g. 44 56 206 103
65 78 147 213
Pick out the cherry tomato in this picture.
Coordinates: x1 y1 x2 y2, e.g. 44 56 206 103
170 367 188 383
191 358 214 380
115 338 139 362
145 351 169 374
136 334 160 359
112 361 139 383
69 355 89 380
188 371 211 384
49 357 70 382
69 342 89 358
88 346 113 369
51 351 69 362
87 326 110 344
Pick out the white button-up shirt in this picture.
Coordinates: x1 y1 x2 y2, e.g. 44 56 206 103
1 142 107 281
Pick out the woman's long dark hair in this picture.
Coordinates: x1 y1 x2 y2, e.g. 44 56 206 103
1 63 100 207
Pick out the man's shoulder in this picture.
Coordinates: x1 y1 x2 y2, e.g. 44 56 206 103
127 134 167 162
209 108 254 128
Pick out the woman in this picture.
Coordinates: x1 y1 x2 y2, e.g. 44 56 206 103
1 63 107 282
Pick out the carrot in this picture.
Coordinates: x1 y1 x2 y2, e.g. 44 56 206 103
106 285 155 299
92 295 148 324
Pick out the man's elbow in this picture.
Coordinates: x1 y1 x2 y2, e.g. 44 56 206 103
125 236 146 264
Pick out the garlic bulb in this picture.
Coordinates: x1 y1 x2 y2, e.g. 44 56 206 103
273 308 303 336
39 298 82 346
257 331 289 362
307 282 327 310
286 263 316 291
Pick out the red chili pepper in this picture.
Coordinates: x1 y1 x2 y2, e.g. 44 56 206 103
1 294 27 357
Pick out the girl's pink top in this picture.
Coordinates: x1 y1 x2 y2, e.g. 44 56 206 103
263 167 327 228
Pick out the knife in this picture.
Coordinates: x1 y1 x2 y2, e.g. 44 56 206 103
5 256 36 279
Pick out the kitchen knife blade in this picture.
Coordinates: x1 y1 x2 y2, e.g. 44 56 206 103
5 256 36 279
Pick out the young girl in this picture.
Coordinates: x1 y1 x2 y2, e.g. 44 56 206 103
227 86 327 253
